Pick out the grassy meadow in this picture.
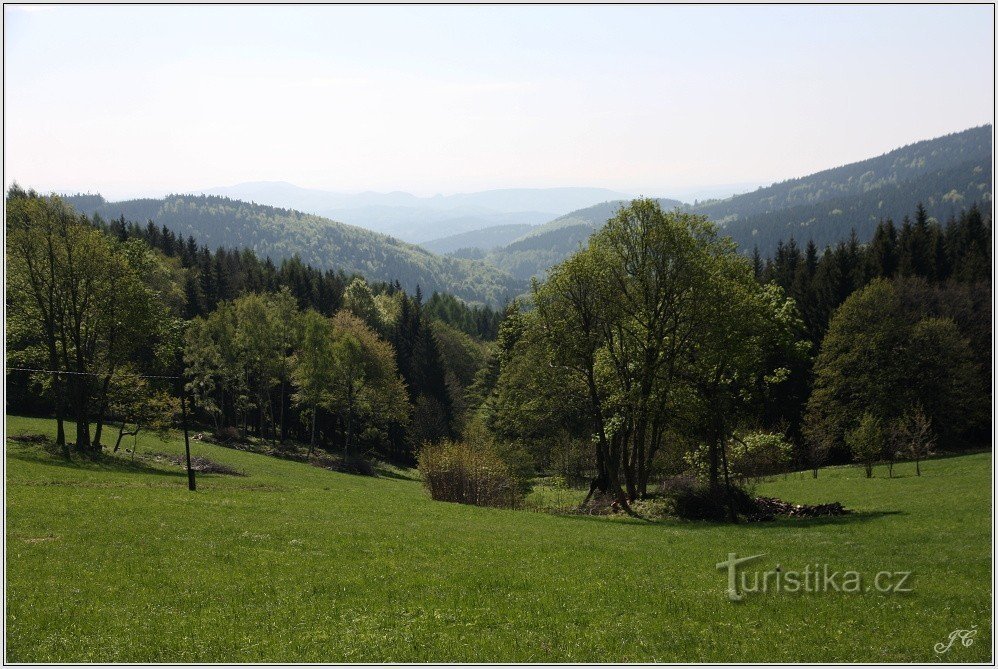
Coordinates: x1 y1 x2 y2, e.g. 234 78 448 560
5 415 992 662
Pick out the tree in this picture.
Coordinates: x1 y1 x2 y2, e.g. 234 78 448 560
184 317 224 429
6 190 166 454
233 293 282 440
531 199 804 514
291 310 336 455
266 288 302 443
846 412 884 478
805 279 982 459
328 311 409 457
7 189 74 452
533 246 626 506
892 405 935 476
107 368 179 456
342 277 382 332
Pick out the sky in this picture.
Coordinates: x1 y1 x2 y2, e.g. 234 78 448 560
4 4 994 200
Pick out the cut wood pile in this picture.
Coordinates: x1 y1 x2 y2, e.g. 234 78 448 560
751 496 850 520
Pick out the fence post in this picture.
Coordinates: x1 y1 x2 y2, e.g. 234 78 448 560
179 381 196 492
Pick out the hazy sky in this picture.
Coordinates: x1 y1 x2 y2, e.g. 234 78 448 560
4 4 994 199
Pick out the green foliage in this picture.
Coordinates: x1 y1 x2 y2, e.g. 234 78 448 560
685 431 793 483
429 320 488 427
846 412 886 478
62 193 525 306
6 188 175 452
342 278 383 332
328 310 410 455
527 198 803 502
805 279 984 460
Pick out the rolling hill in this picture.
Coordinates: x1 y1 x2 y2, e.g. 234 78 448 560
480 125 992 280
420 224 534 255
60 194 526 306
202 183 632 243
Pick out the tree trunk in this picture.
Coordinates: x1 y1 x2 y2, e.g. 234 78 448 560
639 420 663 498
279 381 287 443
633 418 646 501
345 407 353 458
865 463 873 478
92 374 112 450
308 406 317 457
620 428 637 502
47 349 66 453
915 458 921 476
114 423 141 453
180 388 196 491
718 428 738 523
707 428 721 493
72 377 92 453
584 368 629 512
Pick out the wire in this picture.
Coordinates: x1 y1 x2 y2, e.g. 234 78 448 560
5 366 179 380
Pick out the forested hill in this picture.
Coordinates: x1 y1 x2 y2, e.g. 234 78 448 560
707 125 992 252
421 223 533 255
60 194 526 306
477 126 992 279
721 157 992 252
697 125 992 224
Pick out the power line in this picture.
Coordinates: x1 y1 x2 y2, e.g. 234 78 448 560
5 366 179 380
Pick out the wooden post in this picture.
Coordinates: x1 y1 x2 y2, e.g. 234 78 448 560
180 383 196 492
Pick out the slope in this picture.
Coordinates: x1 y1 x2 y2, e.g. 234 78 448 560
482 126 993 277
60 194 526 306
697 125 992 225
6 415 992 662
421 224 534 255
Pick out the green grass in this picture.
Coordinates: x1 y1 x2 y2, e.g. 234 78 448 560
6 415 992 662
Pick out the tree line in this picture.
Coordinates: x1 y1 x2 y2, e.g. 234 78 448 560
7 185 991 515
60 193 527 306
6 187 493 463
461 198 990 514
103 214 503 340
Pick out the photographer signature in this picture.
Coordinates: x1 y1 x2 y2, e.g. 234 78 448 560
934 626 978 655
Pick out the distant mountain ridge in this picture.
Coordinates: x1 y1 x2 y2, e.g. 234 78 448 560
201 183 634 243
477 125 992 280
60 193 526 306
699 125 992 221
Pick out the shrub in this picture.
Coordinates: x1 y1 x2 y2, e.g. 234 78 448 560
211 426 244 445
668 478 757 521
846 412 885 478
890 405 935 476
418 440 523 508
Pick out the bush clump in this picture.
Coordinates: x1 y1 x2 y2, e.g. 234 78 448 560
666 477 757 521
209 426 245 446
418 439 523 508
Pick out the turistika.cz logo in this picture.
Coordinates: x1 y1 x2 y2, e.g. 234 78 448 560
716 552 913 601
